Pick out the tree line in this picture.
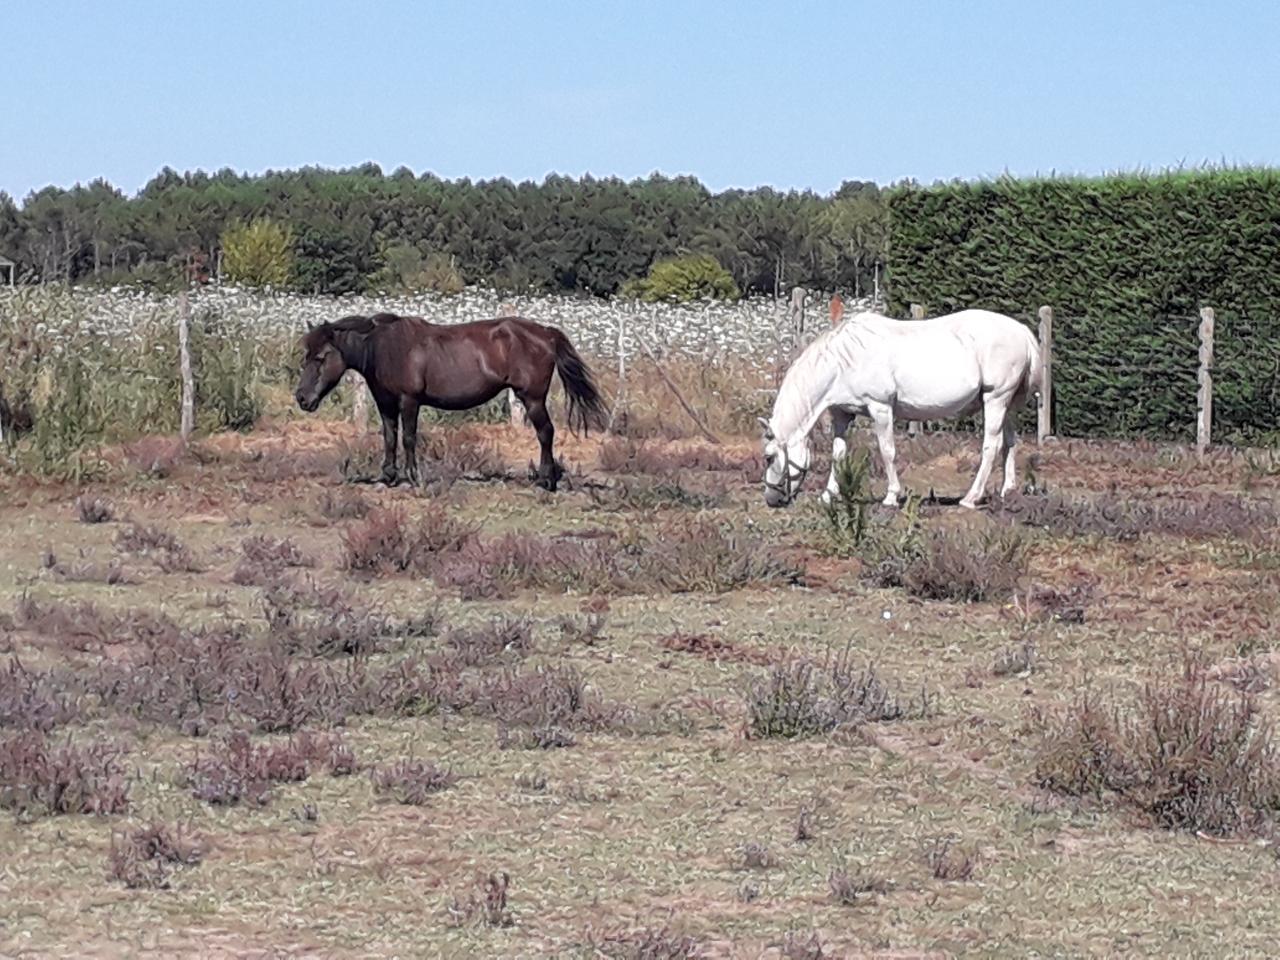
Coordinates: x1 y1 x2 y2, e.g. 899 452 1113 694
0 165 889 298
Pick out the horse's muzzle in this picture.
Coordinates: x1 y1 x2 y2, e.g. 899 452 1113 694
296 392 319 413
764 487 790 509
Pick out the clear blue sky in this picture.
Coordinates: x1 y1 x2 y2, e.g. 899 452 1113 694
3 0 1278 201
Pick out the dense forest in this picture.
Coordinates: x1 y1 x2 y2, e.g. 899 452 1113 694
0 166 889 298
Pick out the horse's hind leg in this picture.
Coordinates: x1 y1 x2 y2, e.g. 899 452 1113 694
999 421 1018 498
960 393 1011 509
822 408 855 505
866 401 901 507
400 400 421 486
520 394 559 491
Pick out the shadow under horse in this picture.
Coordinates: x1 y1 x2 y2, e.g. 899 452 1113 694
295 312 607 490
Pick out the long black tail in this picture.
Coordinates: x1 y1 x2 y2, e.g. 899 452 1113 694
552 331 608 435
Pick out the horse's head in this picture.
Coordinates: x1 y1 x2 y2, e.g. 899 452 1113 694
759 416 811 508
295 322 348 413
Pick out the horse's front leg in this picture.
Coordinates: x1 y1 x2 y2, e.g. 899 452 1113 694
821 408 855 505
377 401 400 485
866 401 901 507
400 400 421 486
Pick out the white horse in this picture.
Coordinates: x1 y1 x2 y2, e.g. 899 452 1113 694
760 308 1042 510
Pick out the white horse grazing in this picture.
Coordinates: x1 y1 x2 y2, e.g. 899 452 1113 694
760 308 1042 510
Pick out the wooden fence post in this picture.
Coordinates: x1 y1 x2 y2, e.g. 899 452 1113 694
1037 305 1054 444
788 287 807 358
177 291 195 443
1197 307 1215 456
908 304 924 434
605 304 627 433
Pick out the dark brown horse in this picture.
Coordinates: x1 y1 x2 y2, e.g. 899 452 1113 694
295 312 606 490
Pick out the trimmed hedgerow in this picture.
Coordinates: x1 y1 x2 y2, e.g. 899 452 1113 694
887 170 1280 442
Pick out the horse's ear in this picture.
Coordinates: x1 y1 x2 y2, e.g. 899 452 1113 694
306 321 315 332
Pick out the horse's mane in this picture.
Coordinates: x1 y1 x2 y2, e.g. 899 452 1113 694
770 311 885 443
303 313 404 372
330 312 402 335
304 313 399 347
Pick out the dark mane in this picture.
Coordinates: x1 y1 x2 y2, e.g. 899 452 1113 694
331 313 402 335
302 314 398 354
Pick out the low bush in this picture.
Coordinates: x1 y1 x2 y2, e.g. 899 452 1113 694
369 760 456 805
41 549 138 586
0 659 84 731
75 496 116 524
13 595 176 651
922 836 979 881
259 578 434 658
1033 658 1280 836
0 731 130 818
475 665 623 732
745 649 929 740
108 822 204 889
115 523 203 573
442 616 535 668
447 871 513 928
861 504 1029 603
341 505 478 575
827 867 891 906
185 730 354 806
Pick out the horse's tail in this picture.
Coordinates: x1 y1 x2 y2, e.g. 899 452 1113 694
1024 326 1045 407
551 330 608 435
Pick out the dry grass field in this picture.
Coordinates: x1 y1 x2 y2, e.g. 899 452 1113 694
2 393 1280 958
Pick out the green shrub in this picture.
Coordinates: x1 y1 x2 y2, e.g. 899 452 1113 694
822 450 874 556
372 244 464 294
622 254 739 302
221 218 295 288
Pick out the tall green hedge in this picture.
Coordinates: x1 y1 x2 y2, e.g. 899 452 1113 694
886 170 1280 442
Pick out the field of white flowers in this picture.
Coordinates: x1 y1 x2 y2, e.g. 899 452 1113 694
22 285 860 364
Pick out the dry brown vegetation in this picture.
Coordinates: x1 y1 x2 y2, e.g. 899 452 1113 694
1 382 1279 956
